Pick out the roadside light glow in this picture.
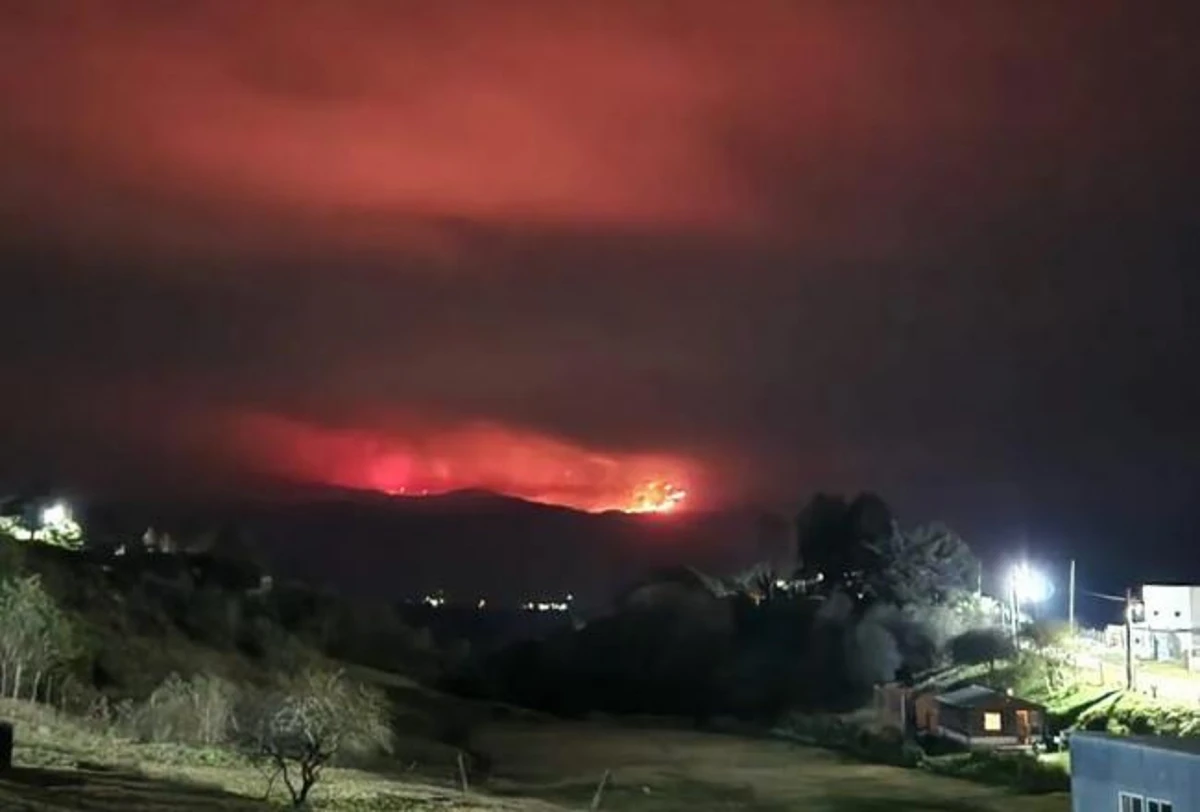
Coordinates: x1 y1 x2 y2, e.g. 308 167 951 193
41 502 70 527
1011 563 1051 604
522 600 569 613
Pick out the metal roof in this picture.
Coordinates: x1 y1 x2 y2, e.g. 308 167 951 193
934 683 1042 709
935 684 1002 707
1073 731 1200 758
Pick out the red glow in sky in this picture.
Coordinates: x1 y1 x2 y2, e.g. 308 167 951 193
233 414 694 514
0 2 1193 521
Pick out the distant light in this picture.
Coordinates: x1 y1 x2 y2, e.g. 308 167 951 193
41 502 70 527
477 598 487 609
522 599 568 613
1011 563 1051 604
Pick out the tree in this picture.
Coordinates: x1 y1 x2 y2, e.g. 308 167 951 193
0 574 76 700
949 627 1014 672
239 669 392 808
0 508 83 550
868 522 978 606
796 494 977 609
795 492 895 598
0 539 24 580
1021 619 1070 652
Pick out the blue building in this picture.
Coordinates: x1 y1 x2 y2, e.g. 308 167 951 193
1071 731 1196 812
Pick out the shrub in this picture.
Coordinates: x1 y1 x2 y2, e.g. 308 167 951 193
237 668 393 807
1075 691 1200 738
776 713 924 768
948 628 1013 670
122 672 239 746
923 749 1068 793
0 574 77 702
0 539 25 579
182 588 242 648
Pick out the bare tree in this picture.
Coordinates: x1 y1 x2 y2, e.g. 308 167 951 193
239 668 391 808
0 574 75 701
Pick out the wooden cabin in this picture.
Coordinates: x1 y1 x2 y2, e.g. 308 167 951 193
922 684 1045 748
874 682 913 730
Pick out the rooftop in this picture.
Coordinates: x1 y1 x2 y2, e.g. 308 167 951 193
1073 731 1200 758
935 685 1000 708
934 684 1042 709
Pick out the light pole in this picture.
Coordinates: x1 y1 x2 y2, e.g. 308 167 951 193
1069 559 1076 636
1009 563 1051 643
40 502 68 527
1082 587 1140 691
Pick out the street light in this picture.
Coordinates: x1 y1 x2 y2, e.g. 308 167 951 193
1009 562 1051 642
1011 563 1051 605
40 502 70 528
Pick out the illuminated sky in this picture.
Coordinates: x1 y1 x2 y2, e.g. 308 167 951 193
1 3 1197 524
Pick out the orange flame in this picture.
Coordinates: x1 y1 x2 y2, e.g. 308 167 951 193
229 413 696 514
625 480 687 514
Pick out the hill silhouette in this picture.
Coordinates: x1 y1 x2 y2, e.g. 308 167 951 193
80 487 778 609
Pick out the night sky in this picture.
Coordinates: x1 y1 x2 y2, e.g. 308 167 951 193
1 3 1197 570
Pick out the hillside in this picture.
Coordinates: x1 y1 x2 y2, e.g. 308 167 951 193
0 519 1074 811
82 488 781 607
1 696 1070 811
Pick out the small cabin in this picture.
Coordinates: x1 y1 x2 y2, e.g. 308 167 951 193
1071 732 1194 812
925 684 1044 747
874 682 916 731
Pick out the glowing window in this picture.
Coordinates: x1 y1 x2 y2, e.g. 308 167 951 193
983 712 1002 732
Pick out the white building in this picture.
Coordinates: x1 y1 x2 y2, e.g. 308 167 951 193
1135 584 1200 667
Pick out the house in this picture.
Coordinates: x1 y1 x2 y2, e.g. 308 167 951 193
874 682 917 731
921 684 1044 747
1070 732 1194 812
1133 584 1200 668
1107 622 1156 663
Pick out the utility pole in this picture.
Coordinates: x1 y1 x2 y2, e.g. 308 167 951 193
1081 586 1138 692
1010 576 1020 645
1124 586 1135 691
1069 559 1077 636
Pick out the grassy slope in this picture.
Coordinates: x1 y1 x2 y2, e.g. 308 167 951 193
0 543 1074 809
1 696 1071 811
474 721 1070 812
0 698 562 811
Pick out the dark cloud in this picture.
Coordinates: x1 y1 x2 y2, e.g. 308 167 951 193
0 1 1197 520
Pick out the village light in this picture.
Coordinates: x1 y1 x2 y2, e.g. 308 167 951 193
40 502 70 528
1011 563 1051 605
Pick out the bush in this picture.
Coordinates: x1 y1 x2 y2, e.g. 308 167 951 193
120 672 239 746
237 668 393 807
923 749 1068 793
776 713 924 768
0 573 77 702
1075 691 1200 737
948 628 1013 669
182 587 242 647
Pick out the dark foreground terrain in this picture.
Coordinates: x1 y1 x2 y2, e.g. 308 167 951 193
2 693 1068 811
